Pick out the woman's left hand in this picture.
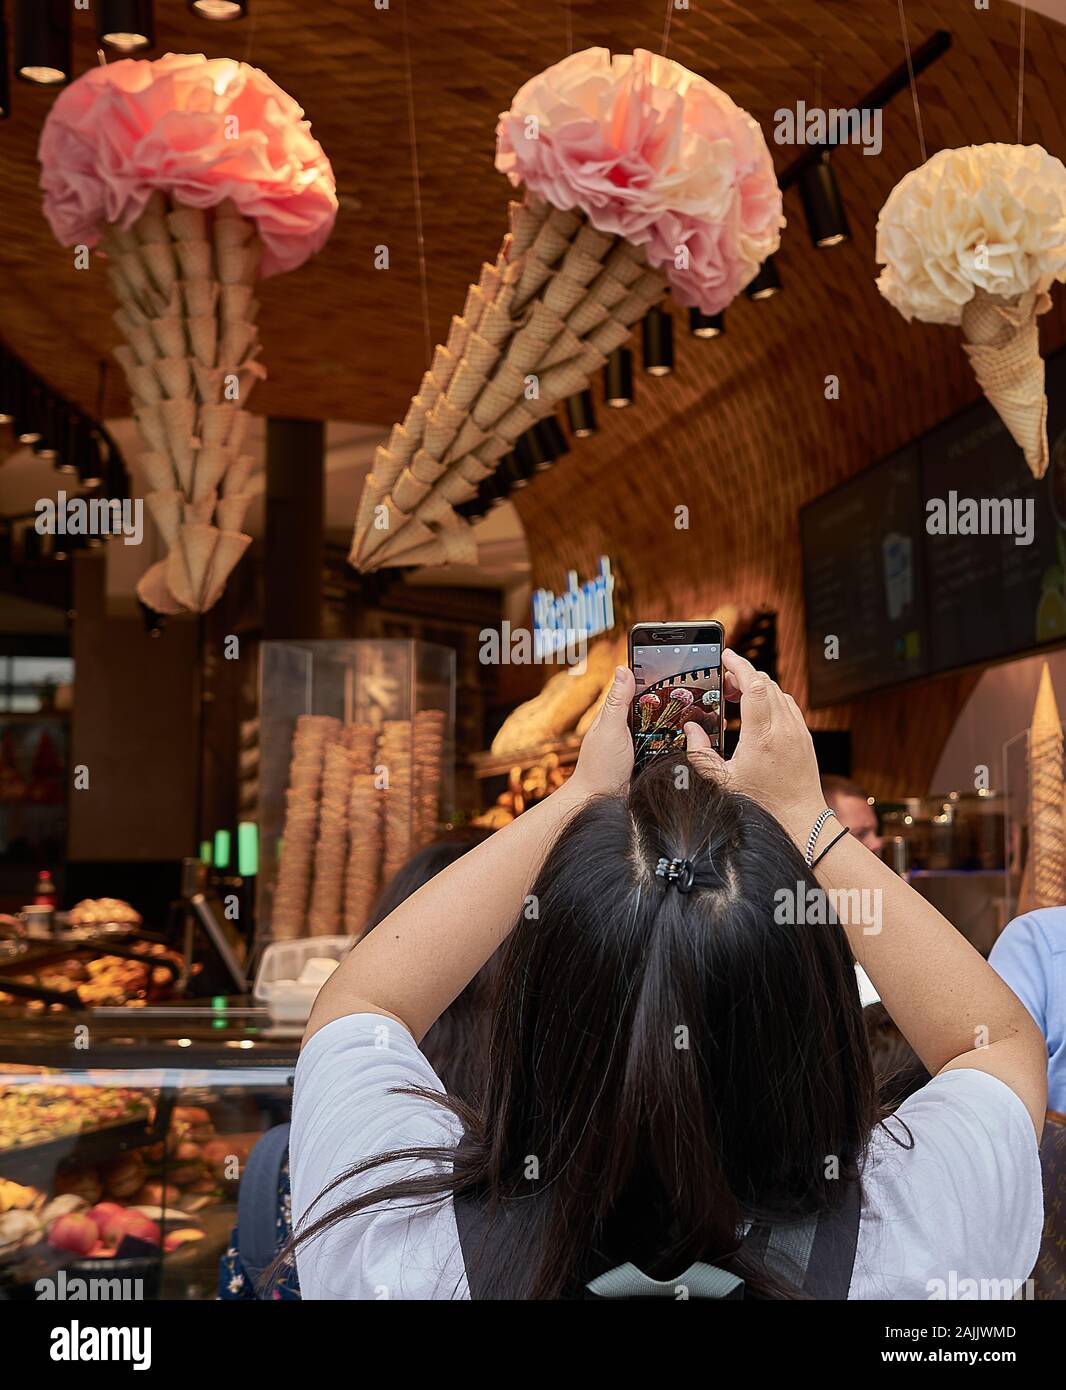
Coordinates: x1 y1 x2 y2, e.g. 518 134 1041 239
569 665 635 799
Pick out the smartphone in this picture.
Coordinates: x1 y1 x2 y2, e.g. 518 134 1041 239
629 621 724 773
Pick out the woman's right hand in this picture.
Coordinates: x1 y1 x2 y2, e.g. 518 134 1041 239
683 649 827 848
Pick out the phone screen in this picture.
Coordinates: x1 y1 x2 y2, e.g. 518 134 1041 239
630 630 722 773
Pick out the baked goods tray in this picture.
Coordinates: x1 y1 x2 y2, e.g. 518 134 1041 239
0 1099 172 1184
470 735 582 780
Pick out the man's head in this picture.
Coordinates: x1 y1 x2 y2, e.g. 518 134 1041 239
821 774 883 854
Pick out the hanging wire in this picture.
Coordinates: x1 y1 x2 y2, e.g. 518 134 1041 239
401 0 433 366
1017 0 1027 142
661 0 674 58
896 0 927 163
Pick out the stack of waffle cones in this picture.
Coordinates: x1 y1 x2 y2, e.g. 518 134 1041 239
961 286 1053 479
269 713 448 940
344 774 382 938
1029 662 1066 908
307 742 354 937
380 720 414 880
272 715 340 940
413 709 446 846
103 191 266 613
349 193 668 572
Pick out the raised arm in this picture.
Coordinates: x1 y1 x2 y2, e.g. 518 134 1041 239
304 667 637 1046
685 651 1047 1136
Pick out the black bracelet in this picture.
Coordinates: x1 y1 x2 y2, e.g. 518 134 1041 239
810 826 849 869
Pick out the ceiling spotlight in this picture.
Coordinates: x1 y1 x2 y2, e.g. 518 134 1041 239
97 0 155 53
566 390 597 439
187 0 248 18
641 305 674 376
15 0 72 86
73 420 105 488
502 450 534 490
533 416 567 463
798 151 850 248
746 257 782 300
689 308 725 339
604 348 634 408
0 16 12 119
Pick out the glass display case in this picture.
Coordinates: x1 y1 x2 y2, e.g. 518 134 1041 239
0 1005 297 1300
257 640 455 945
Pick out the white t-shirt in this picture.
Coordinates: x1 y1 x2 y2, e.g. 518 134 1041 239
289 1013 1042 1301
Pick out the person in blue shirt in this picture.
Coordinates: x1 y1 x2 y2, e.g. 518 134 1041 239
989 908 1066 1114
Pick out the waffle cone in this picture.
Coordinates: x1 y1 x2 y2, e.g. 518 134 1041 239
146 489 183 548
221 284 258 324
961 287 1051 479
167 207 208 243
1029 662 1066 907
136 558 187 616
218 241 261 286
200 402 237 448
155 356 192 399
142 241 178 296
201 530 252 611
185 494 216 526
220 320 258 368
176 240 213 281
216 493 252 533
188 315 218 369
350 198 644 570
140 451 175 493
167 523 219 611
222 454 256 497
150 316 186 359
183 278 218 318
192 447 232 504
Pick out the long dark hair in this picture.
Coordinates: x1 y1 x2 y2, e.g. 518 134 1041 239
288 759 881 1298
364 828 495 1105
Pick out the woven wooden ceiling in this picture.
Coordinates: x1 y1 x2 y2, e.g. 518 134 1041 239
2 0 1065 793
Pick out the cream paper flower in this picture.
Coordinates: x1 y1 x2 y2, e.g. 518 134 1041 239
875 143 1066 325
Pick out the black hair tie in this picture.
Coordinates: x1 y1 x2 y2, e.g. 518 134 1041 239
655 857 696 893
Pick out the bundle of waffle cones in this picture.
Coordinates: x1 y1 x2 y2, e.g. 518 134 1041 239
961 287 1053 479
271 713 447 941
349 193 668 572
104 191 265 614
1029 663 1066 909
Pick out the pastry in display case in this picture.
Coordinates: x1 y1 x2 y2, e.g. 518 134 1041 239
257 640 455 943
0 1009 297 1300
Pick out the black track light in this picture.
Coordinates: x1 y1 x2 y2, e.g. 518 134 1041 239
641 306 674 376
15 0 72 86
746 256 782 301
187 0 248 18
532 416 567 462
565 390 597 438
97 0 155 54
34 397 65 463
604 348 634 408
689 308 725 339
798 151 850 248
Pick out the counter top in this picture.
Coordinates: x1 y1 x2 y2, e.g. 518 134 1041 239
0 998 302 1073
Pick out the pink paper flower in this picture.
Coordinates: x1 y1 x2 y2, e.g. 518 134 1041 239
495 47 783 313
39 53 337 277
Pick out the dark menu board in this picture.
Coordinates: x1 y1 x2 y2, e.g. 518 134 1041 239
922 352 1066 673
801 347 1066 706
801 449 929 705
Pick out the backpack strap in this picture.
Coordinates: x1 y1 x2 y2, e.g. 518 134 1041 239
237 1122 291 1291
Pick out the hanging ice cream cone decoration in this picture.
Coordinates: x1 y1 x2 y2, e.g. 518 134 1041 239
1029 662 1066 908
876 144 1066 481
38 53 338 613
350 47 783 572
960 287 1051 477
